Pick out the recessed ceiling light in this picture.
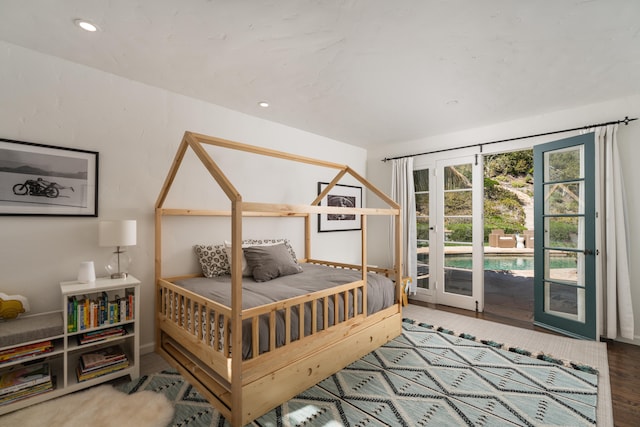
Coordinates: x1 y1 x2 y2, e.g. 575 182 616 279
258 101 270 108
74 19 99 32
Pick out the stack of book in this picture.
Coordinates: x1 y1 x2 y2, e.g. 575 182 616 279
76 345 129 382
0 363 54 405
0 341 54 364
77 326 127 346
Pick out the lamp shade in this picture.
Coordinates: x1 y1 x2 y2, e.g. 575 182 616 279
99 220 137 247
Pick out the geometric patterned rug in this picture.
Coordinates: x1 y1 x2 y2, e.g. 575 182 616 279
118 320 598 426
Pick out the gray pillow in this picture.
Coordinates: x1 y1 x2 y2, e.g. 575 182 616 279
243 243 303 282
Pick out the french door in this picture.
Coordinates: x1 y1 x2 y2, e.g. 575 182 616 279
413 156 483 309
433 156 484 310
533 133 596 339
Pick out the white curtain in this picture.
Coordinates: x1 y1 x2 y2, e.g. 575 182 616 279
593 124 634 339
391 158 417 293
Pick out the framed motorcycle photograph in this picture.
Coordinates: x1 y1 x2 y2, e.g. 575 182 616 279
317 182 362 232
0 138 98 216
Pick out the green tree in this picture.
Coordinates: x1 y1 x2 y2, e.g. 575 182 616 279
483 178 525 241
485 151 533 178
481 150 533 241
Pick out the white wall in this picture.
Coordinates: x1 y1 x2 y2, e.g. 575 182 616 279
367 94 640 345
0 41 368 353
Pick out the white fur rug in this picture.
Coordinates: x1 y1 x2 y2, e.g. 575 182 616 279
0 385 174 427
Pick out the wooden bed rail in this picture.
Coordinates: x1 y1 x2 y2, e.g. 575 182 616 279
306 258 396 276
157 278 232 357
242 279 366 359
157 275 374 383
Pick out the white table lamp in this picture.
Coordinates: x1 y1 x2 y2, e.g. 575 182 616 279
99 220 136 279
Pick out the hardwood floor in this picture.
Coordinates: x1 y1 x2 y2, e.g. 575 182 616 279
410 300 640 426
140 350 171 376
606 340 640 425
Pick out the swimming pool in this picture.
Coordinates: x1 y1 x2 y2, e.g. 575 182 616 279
445 255 576 270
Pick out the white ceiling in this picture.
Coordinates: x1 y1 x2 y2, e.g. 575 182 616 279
1 0 639 149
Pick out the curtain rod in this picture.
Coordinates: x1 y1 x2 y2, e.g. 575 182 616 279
381 116 638 162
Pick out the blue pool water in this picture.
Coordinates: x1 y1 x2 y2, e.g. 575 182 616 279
445 255 575 270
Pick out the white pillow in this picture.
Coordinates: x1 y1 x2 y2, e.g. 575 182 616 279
224 239 299 276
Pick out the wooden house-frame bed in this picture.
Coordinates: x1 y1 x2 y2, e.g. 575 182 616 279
155 131 403 426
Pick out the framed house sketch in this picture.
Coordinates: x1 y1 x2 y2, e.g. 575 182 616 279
317 182 362 232
0 138 98 216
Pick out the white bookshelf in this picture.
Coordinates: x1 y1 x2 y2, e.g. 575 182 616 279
0 276 140 415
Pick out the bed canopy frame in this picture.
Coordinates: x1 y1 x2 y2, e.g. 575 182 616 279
155 131 403 426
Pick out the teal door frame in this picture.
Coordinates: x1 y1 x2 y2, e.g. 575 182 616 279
533 133 596 340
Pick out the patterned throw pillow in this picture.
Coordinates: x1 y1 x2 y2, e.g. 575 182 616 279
193 244 230 277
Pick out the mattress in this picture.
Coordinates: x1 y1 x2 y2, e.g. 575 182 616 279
172 263 396 359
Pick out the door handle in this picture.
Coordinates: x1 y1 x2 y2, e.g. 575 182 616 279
583 249 594 255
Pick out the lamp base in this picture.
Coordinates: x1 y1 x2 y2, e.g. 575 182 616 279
105 247 131 280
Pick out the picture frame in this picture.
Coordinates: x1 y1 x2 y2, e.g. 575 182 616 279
317 182 362 232
0 138 99 216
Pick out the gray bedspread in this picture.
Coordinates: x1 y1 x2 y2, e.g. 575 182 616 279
173 263 395 359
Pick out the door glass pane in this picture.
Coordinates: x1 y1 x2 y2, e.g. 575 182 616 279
544 182 584 215
544 217 582 249
545 250 583 285
544 146 583 181
417 247 429 289
416 193 429 216
445 164 472 189
414 170 429 192
544 282 581 319
444 163 472 296
414 169 430 290
444 267 473 296
417 217 429 240
444 191 472 216
444 241 473 296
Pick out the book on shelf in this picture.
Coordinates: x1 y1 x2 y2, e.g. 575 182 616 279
67 296 77 332
79 345 127 371
80 356 128 373
76 360 129 382
67 290 135 332
0 377 55 405
99 292 107 325
77 326 127 345
108 296 117 324
0 363 52 396
77 345 129 382
0 341 54 364
126 288 134 320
